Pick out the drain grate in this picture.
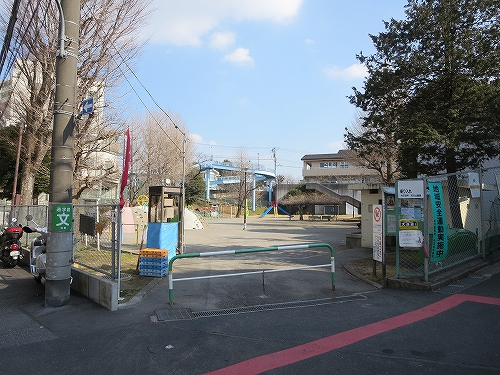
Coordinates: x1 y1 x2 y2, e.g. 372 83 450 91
156 308 194 321
435 284 466 294
458 275 486 285
192 294 367 318
155 295 368 321
435 274 487 294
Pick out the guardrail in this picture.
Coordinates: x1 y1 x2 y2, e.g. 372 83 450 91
167 243 335 304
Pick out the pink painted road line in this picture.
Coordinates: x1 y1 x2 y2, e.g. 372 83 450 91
203 294 500 375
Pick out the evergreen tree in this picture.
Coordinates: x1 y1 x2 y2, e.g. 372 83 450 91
349 0 500 177
184 168 206 206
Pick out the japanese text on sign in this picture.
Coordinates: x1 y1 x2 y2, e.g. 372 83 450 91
399 219 419 230
428 182 448 262
51 204 73 231
397 180 425 198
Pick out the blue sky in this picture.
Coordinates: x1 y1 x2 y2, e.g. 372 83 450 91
124 0 408 180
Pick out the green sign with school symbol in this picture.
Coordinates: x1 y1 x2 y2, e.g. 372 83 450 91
51 204 73 231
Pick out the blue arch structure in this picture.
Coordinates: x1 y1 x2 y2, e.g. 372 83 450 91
199 162 276 211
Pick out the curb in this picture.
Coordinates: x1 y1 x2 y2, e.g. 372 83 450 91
343 257 498 292
341 263 384 289
117 277 164 310
386 258 493 291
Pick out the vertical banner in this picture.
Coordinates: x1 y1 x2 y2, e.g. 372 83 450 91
428 181 448 262
120 128 131 210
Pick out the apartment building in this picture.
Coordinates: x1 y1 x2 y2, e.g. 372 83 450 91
302 149 380 184
300 150 382 215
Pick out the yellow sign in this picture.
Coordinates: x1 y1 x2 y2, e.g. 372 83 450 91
137 194 149 206
399 219 419 230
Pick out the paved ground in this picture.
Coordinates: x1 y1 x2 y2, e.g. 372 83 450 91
2 216 500 374
159 216 377 311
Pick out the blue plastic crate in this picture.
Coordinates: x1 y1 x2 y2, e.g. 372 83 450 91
139 268 168 278
139 257 169 266
139 263 168 271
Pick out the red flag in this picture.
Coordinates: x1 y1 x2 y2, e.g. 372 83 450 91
119 128 131 210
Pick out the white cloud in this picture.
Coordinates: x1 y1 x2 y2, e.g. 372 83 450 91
189 133 203 144
223 47 255 66
209 31 236 49
305 38 315 45
143 0 303 46
327 140 346 151
322 63 367 80
189 133 218 146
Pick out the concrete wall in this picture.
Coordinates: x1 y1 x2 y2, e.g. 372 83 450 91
71 268 118 311
19 249 118 311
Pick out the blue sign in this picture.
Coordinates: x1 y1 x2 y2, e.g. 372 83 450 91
81 98 94 115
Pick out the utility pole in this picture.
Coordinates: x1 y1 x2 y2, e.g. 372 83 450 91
46 0 80 307
243 169 247 230
12 123 23 205
272 148 278 210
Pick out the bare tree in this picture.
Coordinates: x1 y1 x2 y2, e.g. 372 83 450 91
231 148 251 218
129 110 194 202
344 111 401 184
0 0 151 203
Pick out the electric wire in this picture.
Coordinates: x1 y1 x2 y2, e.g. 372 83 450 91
0 0 20 78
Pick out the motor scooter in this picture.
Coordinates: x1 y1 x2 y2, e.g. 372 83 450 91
0 217 23 267
23 215 47 283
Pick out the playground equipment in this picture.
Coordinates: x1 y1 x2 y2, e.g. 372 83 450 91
199 161 276 211
260 201 293 218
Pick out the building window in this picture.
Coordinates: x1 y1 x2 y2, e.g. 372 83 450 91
340 161 349 169
320 162 337 169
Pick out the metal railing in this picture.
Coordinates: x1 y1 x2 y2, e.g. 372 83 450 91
167 243 335 304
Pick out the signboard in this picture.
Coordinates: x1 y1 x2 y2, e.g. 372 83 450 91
396 180 424 249
386 214 397 234
428 181 448 262
397 180 425 198
79 214 96 236
385 194 396 235
399 219 419 230
468 172 480 198
399 230 423 248
51 204 73 231
372 204 383 262
373 232 383 262
81 98 94 115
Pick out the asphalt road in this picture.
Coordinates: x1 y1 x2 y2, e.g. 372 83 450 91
2 217 500 374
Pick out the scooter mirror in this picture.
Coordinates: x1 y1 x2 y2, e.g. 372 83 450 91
26 214 33 221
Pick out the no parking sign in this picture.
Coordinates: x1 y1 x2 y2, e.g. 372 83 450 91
373 205 383 262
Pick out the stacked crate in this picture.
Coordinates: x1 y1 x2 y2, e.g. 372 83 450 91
138 248 169 277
